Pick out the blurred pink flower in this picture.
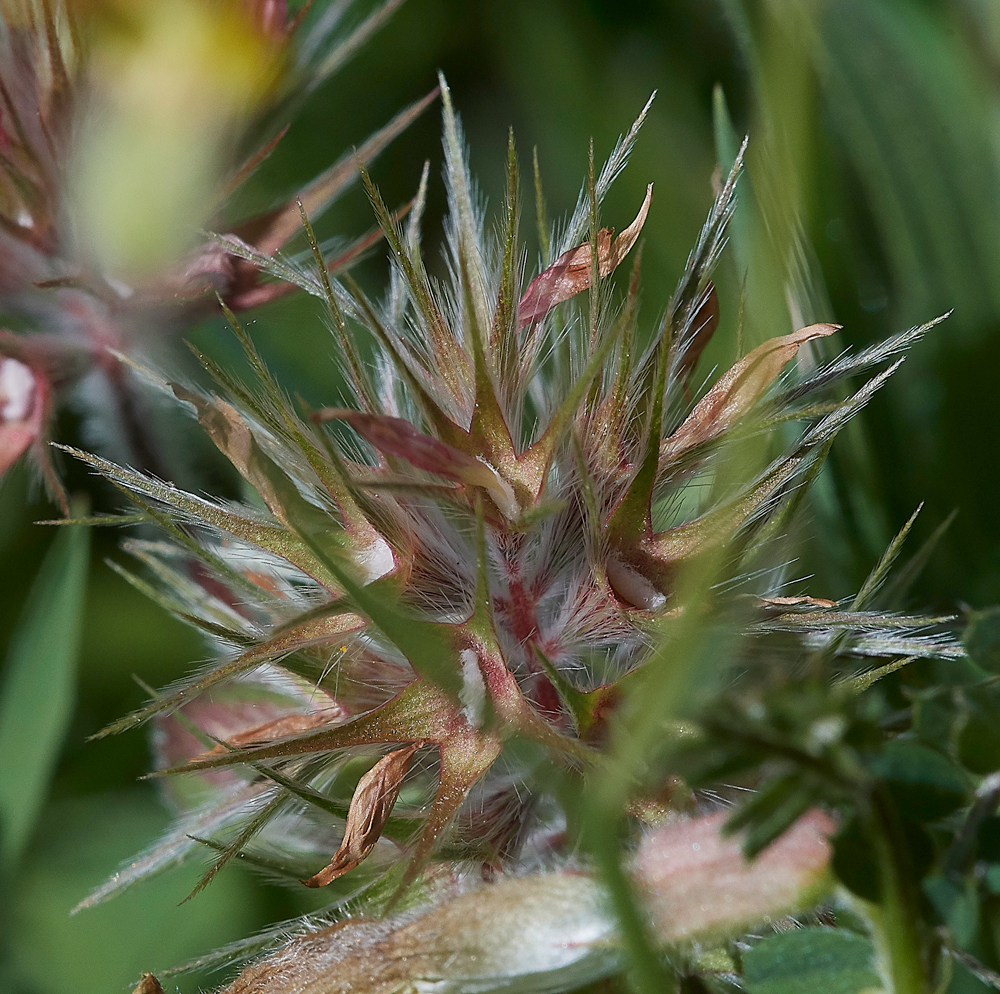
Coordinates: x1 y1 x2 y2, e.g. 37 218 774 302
0 356 43 474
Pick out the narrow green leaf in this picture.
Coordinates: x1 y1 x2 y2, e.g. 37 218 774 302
358 164 469 406
0 513 90 867
458 249 519 497
342 276 469 452
533 646 589 732
291 529 461 698
851 503 923 611
438 71 490 340
189 834 306 884
183 792 287 902
210 303 378 541
91 601 363 740
248 763 350 822
153 681 456 776
712 84 753 288
603 246 643 445
294 202 377 413
844 656 919 694
57 445 329 585
488 129 520 399
881 508 958 609
610 144 744 543
35 512 145 527
532 146 550 265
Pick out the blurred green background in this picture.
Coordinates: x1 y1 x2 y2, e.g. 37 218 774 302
4 0 1000 989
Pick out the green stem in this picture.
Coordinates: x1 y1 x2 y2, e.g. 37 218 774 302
584 804 674 994
862 787 928 994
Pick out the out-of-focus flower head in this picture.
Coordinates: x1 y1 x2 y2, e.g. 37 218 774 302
0 0 428 504
70 0 281 279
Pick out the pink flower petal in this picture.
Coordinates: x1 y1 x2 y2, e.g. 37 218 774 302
635 808 836 942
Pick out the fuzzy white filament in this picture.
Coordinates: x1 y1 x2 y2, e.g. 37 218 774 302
459 649 486 727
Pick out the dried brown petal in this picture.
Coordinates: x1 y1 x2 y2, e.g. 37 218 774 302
518 184 652 328
517 233 609 329
755 595 837 609
303 743 420 887
604 182 654 270
132 974 164 994
661 323 839 463
317 410 473 479
191 711 345 762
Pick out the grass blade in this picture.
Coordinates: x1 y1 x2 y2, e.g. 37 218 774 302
0 511 90 867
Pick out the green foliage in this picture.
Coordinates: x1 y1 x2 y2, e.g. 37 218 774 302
672 591 1000 994
742 929 880 994
964 610 1000 675
0 513 89 868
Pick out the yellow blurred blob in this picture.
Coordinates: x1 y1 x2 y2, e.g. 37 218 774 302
70 0 281 281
